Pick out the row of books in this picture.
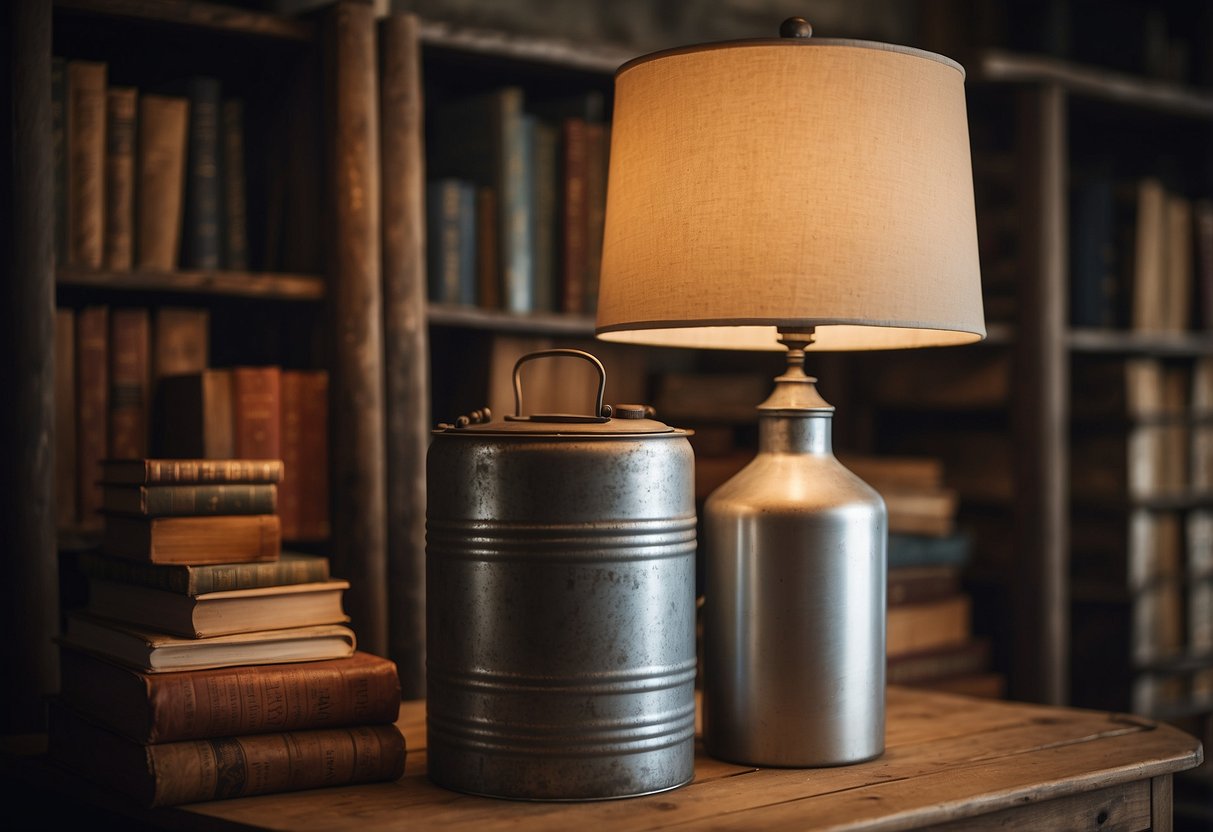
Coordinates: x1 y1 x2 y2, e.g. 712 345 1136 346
426 86 609 315
55 304 329 541
54 59 247 272
1070 173 1213 332
52 458 405 807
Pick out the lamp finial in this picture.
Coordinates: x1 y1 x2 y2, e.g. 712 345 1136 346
779 17 813 38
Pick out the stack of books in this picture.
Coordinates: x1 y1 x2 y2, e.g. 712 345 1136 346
50 458 406 808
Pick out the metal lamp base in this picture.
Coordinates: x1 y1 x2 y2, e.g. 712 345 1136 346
702 334 887 767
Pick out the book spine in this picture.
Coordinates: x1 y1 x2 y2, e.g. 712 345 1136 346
108 307 150 459
55 308 77 528
426 179 468 305
476 186 500 308
279 371 304 539
104 87 137 270
137 95 190 271
81 551 328 594
232 366 282 459
560 117 587 314
297 371 330 541
139 484 277 516
106 515 281 564
531 119 558 313
500 90 533 313
152 306 209 380
52 57 66 266
1196 200 1213 330
139 459 284 483
222 98 249 270
583 121 608 314
76 306 108 531
182 77 222 270
67 60 106 269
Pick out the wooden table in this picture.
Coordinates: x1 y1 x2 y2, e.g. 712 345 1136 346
159 687 1203 831
8 687 1203 830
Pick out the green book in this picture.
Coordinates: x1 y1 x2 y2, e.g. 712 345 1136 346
102 482 277 517
78 550 330 596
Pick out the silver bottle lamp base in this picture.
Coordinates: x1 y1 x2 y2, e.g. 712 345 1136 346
702 328 887 767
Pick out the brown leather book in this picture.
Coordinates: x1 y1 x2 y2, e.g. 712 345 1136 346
103 86 136 270
108 307 150 459
280 370 328 541
887 595 971 658
67 60 106 269
75 306 108 531
100 458 283 485
560 117 587 314
151 306 209 380
55 308 77 528
155 368 233 458
232 366 281 460
101 513 281 564
136 94 189 271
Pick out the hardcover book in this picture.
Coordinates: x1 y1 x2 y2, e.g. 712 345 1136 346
76 305 108 531
67 59 106 269
60 612 357 672
103 86 137 270
101 482 278 517
101 457 284 485
136 94 189 271
152 307 209 380
57 648 401 744
101 513 281 564
79 550 329 595
181 76 222 269
155 368 234 458
108 307 150 460
48 702 405 807
86 578 349 638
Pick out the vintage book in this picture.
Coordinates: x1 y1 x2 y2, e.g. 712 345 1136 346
280 370 329 541
583 120 608 313
232 366 281 459
66 59 106 269
101 482 277 517
864 349 1010 410
1069 171 1118 327
888 565 962 607
887 532 971 570
79 550 329 595
181 76 222 269
1071 356 1186 420
430 87 532 313
1072 508 1182 592
1190 509 1213 578
886 595 971 658
136 94 189 270
476 186 500 308
86 579 349 638
47 702 405 808
837 454 944 491
60 612 356 673
559 117 588 314
1131 177 1168 332
57 648 401 744
155 368 233 458
108 307 150 459
1071 424 1187 501
886 637 991 684
76 306 109 532
55 308 77 528
881 489 959 538
101 457 284 485
1196 199 1213 329
52 56 66 265
531 118 559 313
425 178 477 305
101 513 281 564
1162 193 1193 332
222 98 249 270
151 306 209 379
1189 578 1213 655
1132 578 1184 664
103 86 137 270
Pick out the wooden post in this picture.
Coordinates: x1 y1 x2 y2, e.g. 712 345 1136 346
379 12 430 699
1013 83 1069 706
0 0 58 732
326 1 389 658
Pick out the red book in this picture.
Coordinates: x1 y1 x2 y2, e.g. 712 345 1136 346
76 306 108 531
231 366 281 459
108 308 150 459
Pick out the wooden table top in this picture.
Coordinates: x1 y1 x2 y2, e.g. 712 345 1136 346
161 687 1202 831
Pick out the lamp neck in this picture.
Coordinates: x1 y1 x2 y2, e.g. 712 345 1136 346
757 328 835 455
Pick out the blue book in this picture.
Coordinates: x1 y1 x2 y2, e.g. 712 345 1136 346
426 179 477 306
887 532 971 570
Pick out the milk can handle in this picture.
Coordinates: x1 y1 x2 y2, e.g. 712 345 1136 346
512 349 607 419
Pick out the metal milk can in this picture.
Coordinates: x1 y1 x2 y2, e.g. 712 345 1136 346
425 349 697 801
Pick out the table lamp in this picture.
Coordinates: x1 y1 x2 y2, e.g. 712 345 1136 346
596 18 985 767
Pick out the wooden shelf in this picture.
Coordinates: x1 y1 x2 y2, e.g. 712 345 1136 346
52 0 315 42
57 267 325 301
1068 328 1213 357
977 49 1213 120
418 19 635 75
427 302 596 336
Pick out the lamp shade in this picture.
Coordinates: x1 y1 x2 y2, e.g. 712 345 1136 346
595 37 986 351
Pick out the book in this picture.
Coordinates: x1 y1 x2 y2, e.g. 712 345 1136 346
66 59 106 269
425 178 477 305
560 116 588 313
886 638 991 685
1069 171 1118 327
52 56 66 265
47 702 405 807
76 305 108 532
101 514 281 564
151 306 209 379
79 550 330 595
280 370 329 541
531 118 559 313
1196 199 1213 329
1131 177 1168 332
886 595 971 658
86 579 349 638
101 482 278 517
101 457 284 485
476 185 500 308
103 86 136 270
232 366 281 459
60 612 356 673
55 308 77 528
888 565 962 607
181 76 223 270
430 87 532 312
57 648 401 744
881 489 958 538
222 98 249 270
155 368 233 458
108 307 150 459
136 94 189 270
887 532 971 570
1162 193 1193 332
583 120 608 313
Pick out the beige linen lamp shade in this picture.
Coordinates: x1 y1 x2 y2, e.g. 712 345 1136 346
595 37 986 350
